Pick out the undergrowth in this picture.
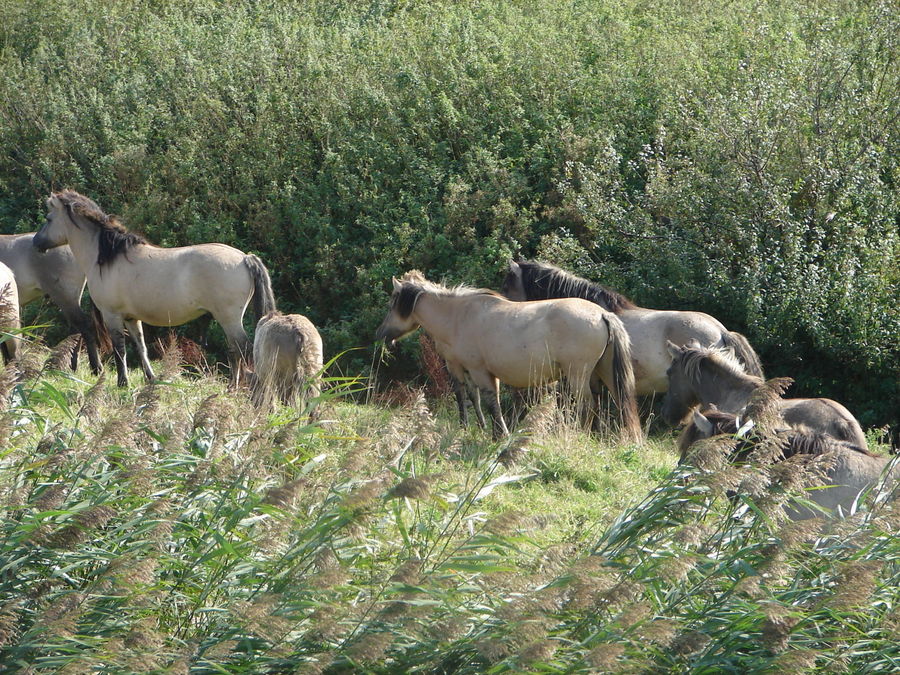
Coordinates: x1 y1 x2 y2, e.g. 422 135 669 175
0 340 896 673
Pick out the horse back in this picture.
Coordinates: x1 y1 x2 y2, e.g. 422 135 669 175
778 398 867 448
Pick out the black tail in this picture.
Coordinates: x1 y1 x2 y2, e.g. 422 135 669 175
90 300 113 354
244 254 277 320
601 313 643 444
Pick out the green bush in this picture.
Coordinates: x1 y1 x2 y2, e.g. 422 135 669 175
0 0 896 429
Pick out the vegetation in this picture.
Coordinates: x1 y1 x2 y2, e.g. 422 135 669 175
0 342 897 673
0 1 898 671
0 0 897 429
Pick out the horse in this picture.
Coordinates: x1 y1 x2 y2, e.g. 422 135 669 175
0 262 21 363
0 234 102 373
34 190 276 388
251 311 323 411
375 272 642 442
660 341 868 447
680 408 898 519
501 260 764 395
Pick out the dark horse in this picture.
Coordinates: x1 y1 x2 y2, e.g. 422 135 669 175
501 260 764 395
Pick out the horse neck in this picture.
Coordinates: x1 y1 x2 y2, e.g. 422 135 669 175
696 360 759 412
64 216 102 276
411 292 467 344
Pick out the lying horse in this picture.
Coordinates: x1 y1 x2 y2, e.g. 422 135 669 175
252 311 323 410
501 260 763 394
681 408 897 519
376 272 642 442
661 341 867 447
34 190 276 387
0 262 20 362
0 234 102 373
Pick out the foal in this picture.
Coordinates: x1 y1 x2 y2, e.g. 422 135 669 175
661 341 867 447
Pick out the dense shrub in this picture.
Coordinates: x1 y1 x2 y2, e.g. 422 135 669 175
0 0 897 428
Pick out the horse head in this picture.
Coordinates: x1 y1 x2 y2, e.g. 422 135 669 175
34 193 72 252
375 277 424 347
660 340 701 425
500 259 527 300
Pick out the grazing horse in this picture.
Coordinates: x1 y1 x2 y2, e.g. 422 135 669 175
251 311 323 411
0 234 102 374
681 408 898 519
34 190 276 387
661 341 867 447
375 272 642 442
0 262 20 362
501 260 764 394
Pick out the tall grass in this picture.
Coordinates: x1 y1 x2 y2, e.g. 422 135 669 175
0 339 896 672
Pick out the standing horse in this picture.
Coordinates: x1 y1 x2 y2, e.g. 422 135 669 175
661 341 867 447
0 234 102 373
680 408 897 519
501 260 764 394
34 190 276 387
375 273 642 442
251 311 323 411
0 262 20 362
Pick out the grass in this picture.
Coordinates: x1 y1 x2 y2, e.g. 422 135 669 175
0 338 897 673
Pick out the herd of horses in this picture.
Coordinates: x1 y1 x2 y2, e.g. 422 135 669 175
0 190 896 520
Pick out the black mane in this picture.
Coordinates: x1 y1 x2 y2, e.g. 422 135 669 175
516 261 637 314
95 221 148 267
57 190 148 266
394 283 424 319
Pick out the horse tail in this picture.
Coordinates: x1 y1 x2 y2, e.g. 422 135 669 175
601 313 642 444
90 300 113 355
722 331 764 378
244 254 277 320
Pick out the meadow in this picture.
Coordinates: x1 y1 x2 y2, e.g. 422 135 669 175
0 338 896 673
0 0 899 672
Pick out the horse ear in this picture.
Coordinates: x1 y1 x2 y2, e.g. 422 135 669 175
686 338 702 349
509 260 520 273
693 410 714 437
666 340 681 358
392 277 401 292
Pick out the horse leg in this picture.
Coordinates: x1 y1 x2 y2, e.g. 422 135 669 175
46 288 103 376
571 371 597 432
220 320 251 389
446 363 470 427
468 379 486 428
124 318 156 382
470 372 508 438
104 316 130 387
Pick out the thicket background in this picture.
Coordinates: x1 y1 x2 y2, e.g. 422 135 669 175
0 0 897 431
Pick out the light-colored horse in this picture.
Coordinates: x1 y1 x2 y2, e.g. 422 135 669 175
661 341 867 447
251 311 323 411
681 408 898 519
34 190 276 387
502 260 764 395
0 261 20 362
0 233 102 373
375 272 642 442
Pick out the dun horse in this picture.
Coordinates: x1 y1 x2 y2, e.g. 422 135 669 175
661 341 867 447
375 272 642 442
0 262 20 363
34 190 276 387
0 234 102 373
501 260 764 394
680 408 898 519
252 311 323 411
